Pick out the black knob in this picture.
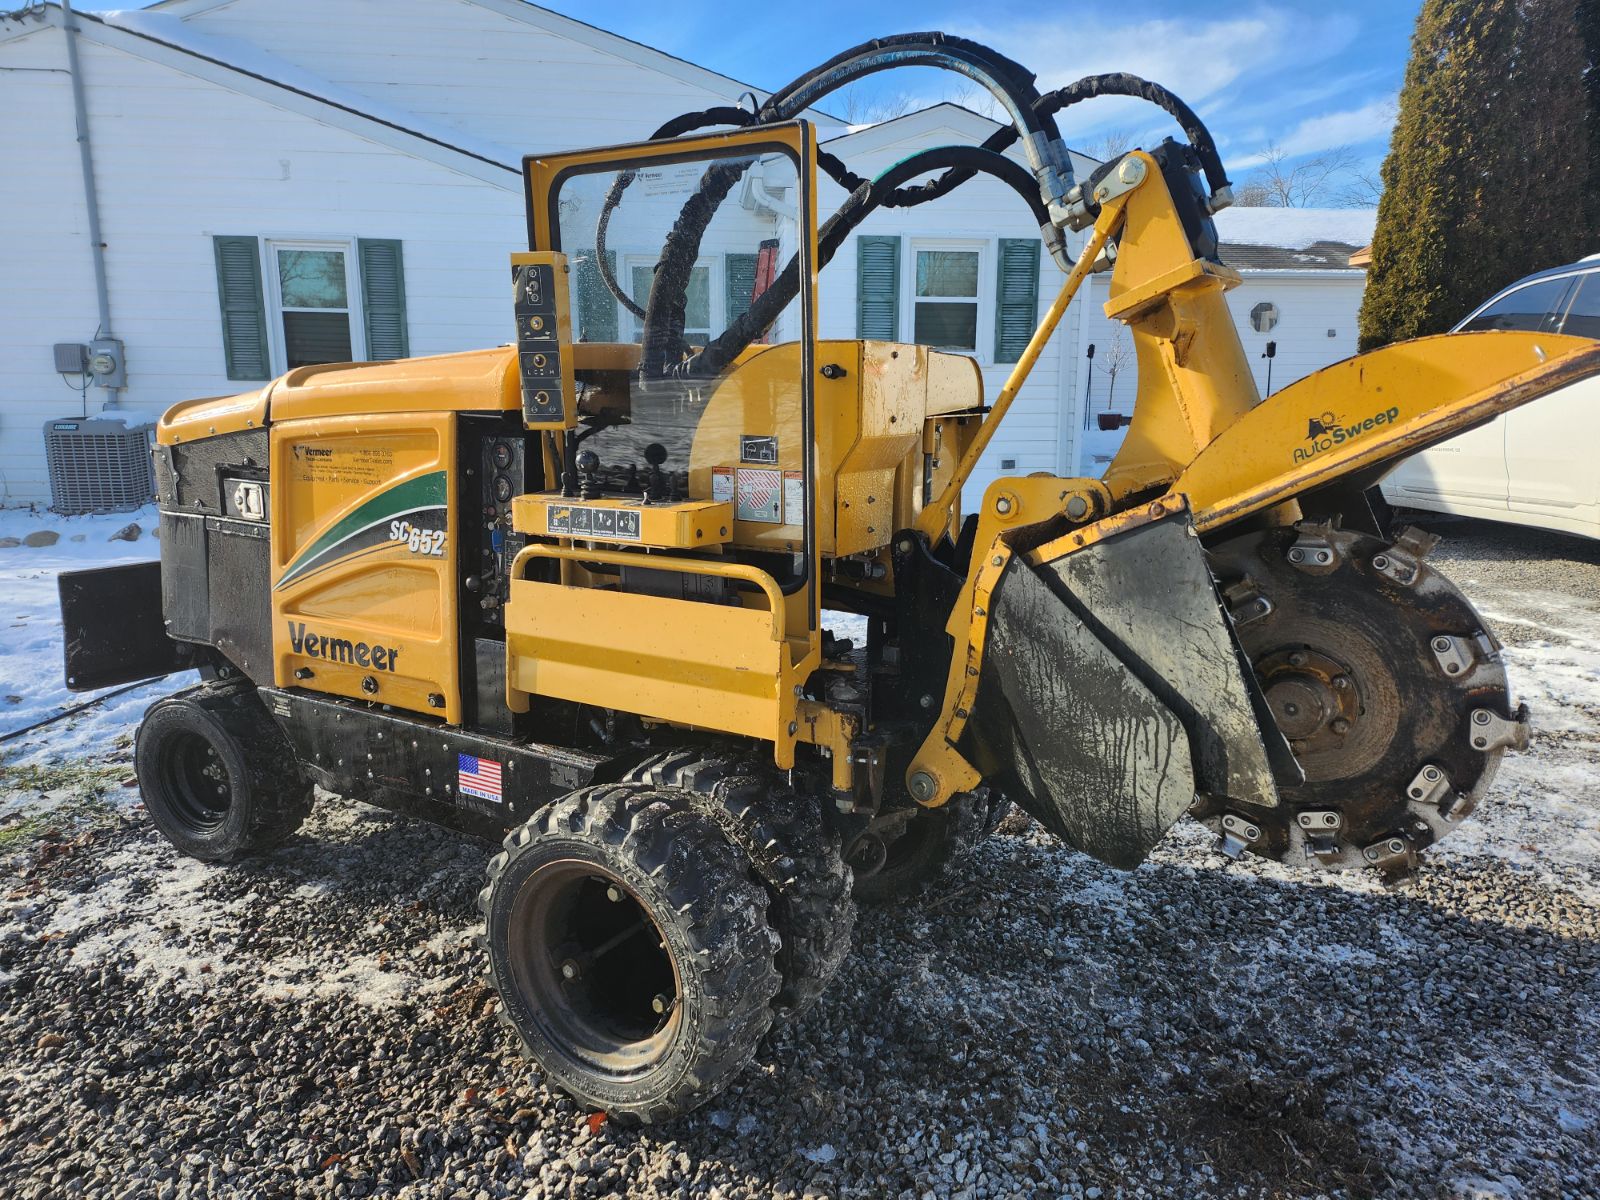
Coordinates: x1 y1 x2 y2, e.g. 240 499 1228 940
464 575 481 593
576 449 600 472
644 442 667 466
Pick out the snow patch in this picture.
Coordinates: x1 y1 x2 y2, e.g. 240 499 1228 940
0 504 188 766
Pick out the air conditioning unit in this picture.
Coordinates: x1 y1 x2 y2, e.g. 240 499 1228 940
43 416 156 515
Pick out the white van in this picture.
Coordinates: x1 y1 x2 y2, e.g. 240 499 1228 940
1381 257 1600 540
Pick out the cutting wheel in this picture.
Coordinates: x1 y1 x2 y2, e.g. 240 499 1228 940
1195 522 1529 876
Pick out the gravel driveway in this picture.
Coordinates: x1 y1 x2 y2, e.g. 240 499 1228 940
1 514 1596 1200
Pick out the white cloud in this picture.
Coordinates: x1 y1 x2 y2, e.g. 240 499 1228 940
1272 95 1398 156
947 7 1360 122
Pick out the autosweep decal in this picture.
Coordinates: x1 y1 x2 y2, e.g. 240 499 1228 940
275 471 448 590
1294 405 1402 464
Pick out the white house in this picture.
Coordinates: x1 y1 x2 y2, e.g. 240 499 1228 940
0 0 1372 508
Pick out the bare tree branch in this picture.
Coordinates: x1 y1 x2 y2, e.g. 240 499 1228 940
1241 141 1369 207
1077 129 1137 164
839 88 915 126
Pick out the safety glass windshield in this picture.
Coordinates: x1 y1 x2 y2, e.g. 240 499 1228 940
545 144 813 562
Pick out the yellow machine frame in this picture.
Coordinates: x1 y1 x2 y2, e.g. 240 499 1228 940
154 130 1600 805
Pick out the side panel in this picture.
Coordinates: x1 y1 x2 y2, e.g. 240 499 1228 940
505 579 782 741
270 412 461 722
261 687 605 837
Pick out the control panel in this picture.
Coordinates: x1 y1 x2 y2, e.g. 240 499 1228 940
510 251 575 430
464 423 537 635
513 494 732 550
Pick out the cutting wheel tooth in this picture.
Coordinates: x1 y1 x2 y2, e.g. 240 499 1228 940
1361 835 1417 873
1405 764 1451 806
1217 813 1262 859
1430 635 1475 677
1467 706 1531 753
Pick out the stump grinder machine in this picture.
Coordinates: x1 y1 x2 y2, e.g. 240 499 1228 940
60 35 1599 1120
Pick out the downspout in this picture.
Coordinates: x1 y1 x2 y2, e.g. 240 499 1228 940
60 0 116 389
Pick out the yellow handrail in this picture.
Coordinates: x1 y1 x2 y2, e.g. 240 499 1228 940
509 543 789 640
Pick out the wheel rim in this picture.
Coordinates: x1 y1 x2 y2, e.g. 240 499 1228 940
509 860 681 1079
158 729 233 832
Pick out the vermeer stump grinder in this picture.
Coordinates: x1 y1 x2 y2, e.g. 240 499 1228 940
60 35 1596 1120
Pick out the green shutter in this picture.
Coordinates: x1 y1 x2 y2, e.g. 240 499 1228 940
993 238 1041 363
212 235 270 381
725 252 758 326
357 238 408 360
856 235 900 340
575 249 618 341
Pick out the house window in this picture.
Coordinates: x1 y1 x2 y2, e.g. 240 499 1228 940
270 244 364 370
912 247 981 352
1250 301 1279 333
212 235 407 381
628 260 714 345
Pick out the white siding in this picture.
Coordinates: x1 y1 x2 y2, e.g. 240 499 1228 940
1 2 1370 509
0 24 526 502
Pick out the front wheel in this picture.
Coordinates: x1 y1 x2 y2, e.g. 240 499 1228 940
480 785 781 1123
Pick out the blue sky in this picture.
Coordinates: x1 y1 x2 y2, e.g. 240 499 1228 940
84 0 1418 180
534 0 1418 178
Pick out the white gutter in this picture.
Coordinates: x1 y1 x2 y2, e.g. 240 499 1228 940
60 1 112 349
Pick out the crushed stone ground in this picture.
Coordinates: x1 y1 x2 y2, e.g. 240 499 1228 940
0 512 1596 1199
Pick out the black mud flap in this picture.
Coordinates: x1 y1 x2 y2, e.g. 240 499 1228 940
59 562 194 691
963 510 1288 869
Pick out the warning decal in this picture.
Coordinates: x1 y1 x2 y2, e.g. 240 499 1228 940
783 471 804 527
735 468 782 523
711 466 735 503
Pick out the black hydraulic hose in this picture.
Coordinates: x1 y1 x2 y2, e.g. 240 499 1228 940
651 105 756 140
595 106 762 319
680 145 1050 379
760 32 1057 145
778 72 1232 227
615 48 1230 374
633 33 1075 367
1038 73 1229 196
637 155 755 376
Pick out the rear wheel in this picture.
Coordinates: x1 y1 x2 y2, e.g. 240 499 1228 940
480 785 780 1123
848 790 988 903
134 684 312 862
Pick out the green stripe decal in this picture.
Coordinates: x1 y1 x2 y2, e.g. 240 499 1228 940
276 470 447 590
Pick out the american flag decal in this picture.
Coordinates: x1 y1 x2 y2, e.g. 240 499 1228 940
457 753 503 803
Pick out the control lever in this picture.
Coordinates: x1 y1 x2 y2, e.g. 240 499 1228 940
642 442 668 504
576 449 601 501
